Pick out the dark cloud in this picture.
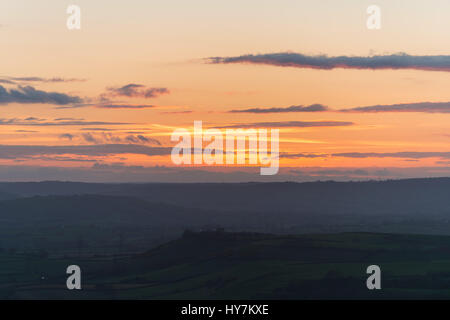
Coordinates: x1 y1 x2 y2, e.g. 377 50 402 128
0 118 132 126
107 84 170 98
207 52 450 72
229 104 329 113
142 88 170 98
54 103 94 110
80 132 161 146
25 117 45 121
341 101 450 113
81 133 100 144
79 128 118 131
4 77 85 83
310 169 370 176
0 144 172 159
96 104 155 109
219 121 353 129
280 153 328 159
0 85 82 105
100 133 122 144
0 164 447 183
160 110 193 114
59 133 75 141
54 118 84 121
0 77 85 85
125 134 161 145
0 79 15 84
31 155 97 163
332 152 450 159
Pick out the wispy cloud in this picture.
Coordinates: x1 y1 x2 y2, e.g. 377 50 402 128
207 52 450 72
280 153 328 159
16 129 38 133
80 132 161 145
341 101 450 113
81 133 100 144
229 104 328 113
79 128 118 131
332 152 450 159
124 134 161 145
54 118 84 121
0 85 82 105
0 79 16 84
0 118 132 126
0 144 172 159
160 110 193 114
219 121 353 129
1 76 85 84
107 83 170 98
59 133 74 141
96 104 155 109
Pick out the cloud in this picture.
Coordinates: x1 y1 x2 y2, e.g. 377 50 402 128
229 104 329 113
2 77 85 83
219 121 353 129
0 85 82 105
81 133 100 144
54 103 94 109
341 101 450 113
125 134 161 145
207 52 450 72
59 133 75 141
0 118 132 126
79 128 118 131
0 144 172 159
332 152 450 159
25 117 45 121
96 104 155 109
80 132 161 146
280 153 328 159
107 83 170 98
54 118 84 121
160 110 193 114
310 169 370 176
31 155 97 163
0 164 449 183
0 77 85 85
0 79 15 84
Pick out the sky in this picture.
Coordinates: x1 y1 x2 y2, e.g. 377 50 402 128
1 0 450 182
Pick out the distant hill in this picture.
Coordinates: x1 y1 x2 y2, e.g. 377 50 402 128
0 194 217 227
1 178 450 215
0 194 231 254
0 189 19 201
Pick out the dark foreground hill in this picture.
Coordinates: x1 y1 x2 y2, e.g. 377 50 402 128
3 231 450 299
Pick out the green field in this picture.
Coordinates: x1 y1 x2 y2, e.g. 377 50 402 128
3 231 450 299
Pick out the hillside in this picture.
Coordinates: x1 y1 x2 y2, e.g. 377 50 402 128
1 178 450 215
4 231 450 299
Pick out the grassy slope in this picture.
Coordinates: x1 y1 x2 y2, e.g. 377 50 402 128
3 231 450 299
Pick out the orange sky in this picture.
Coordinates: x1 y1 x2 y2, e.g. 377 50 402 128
1 0 450 181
